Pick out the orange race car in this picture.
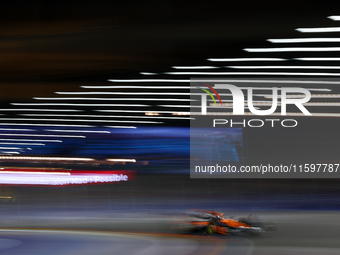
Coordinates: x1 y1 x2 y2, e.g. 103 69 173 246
174 210 276 236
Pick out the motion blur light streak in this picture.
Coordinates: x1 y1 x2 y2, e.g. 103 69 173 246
0 123 95 127
159 105 192 108
0 133 85 138
207 58 287 61
11 103 150 107
294 58 340 61
0 109 83 112
105 126 137 129
81 86 191 89
44 129 111 133
139 72 158 75
0 139 61 142
165 71 340 76
0 156 94 161
33 97 193 101
0 147 23 150
97 110 190 114
106 159 136 162
0 170 134 185
212 102 340 107
56 92 191 95
172 66 219 69
0 171 70 175
328 15 340 20
0 128 35 131
197 79 335 86
296 27 340 32
22 114 192 120
0 143 45 146
145 112 160 115
108 79 189 82
0 118 163 124
159 105 237 108
244 47 340 52
171 112 190 115
268 38 340 43
227 66 340 69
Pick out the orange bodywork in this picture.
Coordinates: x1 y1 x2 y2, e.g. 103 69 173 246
190 221 211 227
211 225 230 235
190 218 252 235
220 218 253 229
180 210 257 235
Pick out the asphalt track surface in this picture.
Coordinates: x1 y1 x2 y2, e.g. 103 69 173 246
0 211 340 255
0 230 253 255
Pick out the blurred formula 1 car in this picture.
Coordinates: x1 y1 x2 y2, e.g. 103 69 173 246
174 210 276 236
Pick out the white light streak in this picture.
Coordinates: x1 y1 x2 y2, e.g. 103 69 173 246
207 58 287 61
0 109 82 112
11 103 149 107
18 114 129 118
0 128 35 131
0 156 94 161
0 147 22 150
192 79 333 88
0 139 61 143
0 123 94 127
328 16 340 21
227 66 340 69
81 86 190 89
268 38 340 43
106 159 136 162
96 110 190 114
33 97 192 101
105 126 137 129
139 72 158 75
0 152 20 154
0 171 70 175
165 71 340 76
158 105 190 108
296 27 340 33
158 105 234 108
211 102 340 107
171 112 190 116
0 142 45 146
44 129 111 133
108 79 189 83
0 133 85 138
172 66 219 69
244 47 340 52
21 114 192 120
0 118 162 124
294 58 340 61
0 171 130 185
56 92 190 95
